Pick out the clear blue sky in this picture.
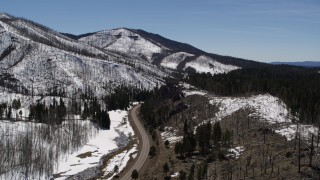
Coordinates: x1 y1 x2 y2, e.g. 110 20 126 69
1 0 319 62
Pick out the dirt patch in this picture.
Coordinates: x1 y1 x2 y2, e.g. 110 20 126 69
76 151 93 159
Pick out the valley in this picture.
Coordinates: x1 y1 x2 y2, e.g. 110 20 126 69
0 12 319 180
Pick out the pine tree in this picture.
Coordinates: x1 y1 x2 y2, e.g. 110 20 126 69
213 121 222 149
131 169 139 180
163 162 170 177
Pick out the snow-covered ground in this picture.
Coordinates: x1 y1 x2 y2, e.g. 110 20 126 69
0 16 165 97
184 55 240 75
161 126 183 144
54 109 135 179
171 172 180 178
227 146 244 159
160 52 194 70
183 89 207 97
209 94 291 124
0 119 99 180
275 124 318 141
103 145 138 180
0 106 137 180
208 94 318 141
79 28 165 62
180 82 208 97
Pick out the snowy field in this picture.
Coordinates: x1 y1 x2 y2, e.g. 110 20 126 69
209 94 291 124
160 52 194 70
184 55 240 75
53 109 135 179
0 108 137 180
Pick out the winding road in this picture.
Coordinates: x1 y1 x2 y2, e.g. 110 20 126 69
120 105 150 180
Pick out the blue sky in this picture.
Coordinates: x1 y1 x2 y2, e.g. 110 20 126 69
1 0 319 62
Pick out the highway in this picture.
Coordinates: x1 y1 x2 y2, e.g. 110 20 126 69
120 105 150 180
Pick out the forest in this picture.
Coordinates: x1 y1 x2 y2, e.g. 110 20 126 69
185 65 320 124
140 79 183 128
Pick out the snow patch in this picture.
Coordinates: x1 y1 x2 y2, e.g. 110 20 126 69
183 90 207 97
209 94 290 124
161 126 183 143
104 146 138 179
160 52 194 69
171 172 180 177
79 28 164 62
275 124 318 141
184 55 239 75
227 146 244 159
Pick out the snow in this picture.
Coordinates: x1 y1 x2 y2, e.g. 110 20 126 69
0 119 99 180
184 55 240 75
104 146 138 179
79 28 164 62
0 89 139 180
207 93 318 141
54 109 134 178
209 94 290 124
171 172 180 177
183 90 207 97
275 124 318 141
0 19 164 97
160 52 194 69
161 126 183 143
227 146 244 159
180 82 207 97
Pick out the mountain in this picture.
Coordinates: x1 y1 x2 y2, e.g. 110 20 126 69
76 28 268 70
271 61 320 67
0 13 167 96
0 13 268 97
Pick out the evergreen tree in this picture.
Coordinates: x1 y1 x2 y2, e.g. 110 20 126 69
212 122 222 149
131 169 139 180
188 164 195 180
6 106 12 119
12 99 21 110
179 170 187 180
149 145 156 157
100 110 111 129
163 162 170 177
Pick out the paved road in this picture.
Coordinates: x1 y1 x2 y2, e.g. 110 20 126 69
120 105 150 180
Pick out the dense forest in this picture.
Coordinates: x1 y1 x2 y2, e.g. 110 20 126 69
140 79 183 128
185 65 320 124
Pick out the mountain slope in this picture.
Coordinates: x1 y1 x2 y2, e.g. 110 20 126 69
0 13 270 97
78 28 253 75
0 14 165 96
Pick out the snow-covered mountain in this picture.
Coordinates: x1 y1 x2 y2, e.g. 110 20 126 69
0 14 167 97
0 13 264 97
78 28 244 74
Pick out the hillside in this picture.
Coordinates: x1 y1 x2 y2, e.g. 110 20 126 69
0 13 170 97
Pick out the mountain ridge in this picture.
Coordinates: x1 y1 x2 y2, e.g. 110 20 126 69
0 12 270 97
271 61 320 67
